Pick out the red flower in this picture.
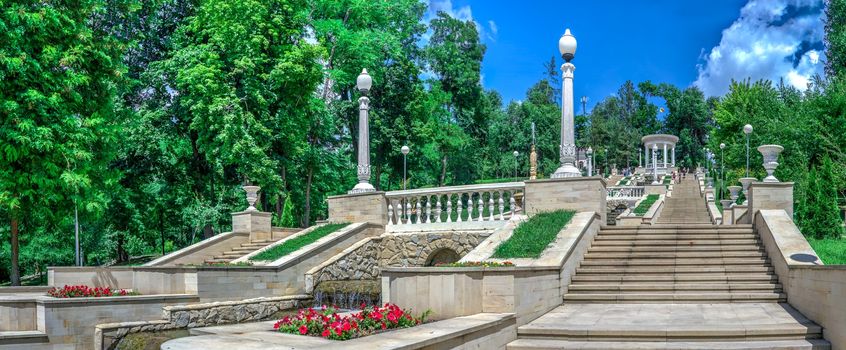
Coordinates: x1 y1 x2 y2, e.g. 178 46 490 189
321 329 330 338
299 325 308 335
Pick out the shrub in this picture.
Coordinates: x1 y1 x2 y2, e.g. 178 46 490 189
274 304 429 340
47 285 138 298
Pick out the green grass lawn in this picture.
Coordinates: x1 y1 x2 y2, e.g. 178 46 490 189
252 223 349 261
633 194 660 216
491 210 575 259
807 237 846 265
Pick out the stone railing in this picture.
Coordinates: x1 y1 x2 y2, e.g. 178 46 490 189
606 186 644 199
384 182 525 225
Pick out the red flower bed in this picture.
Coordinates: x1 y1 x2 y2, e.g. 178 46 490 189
435 260 514 267
273 303 429 340
47 285 137 298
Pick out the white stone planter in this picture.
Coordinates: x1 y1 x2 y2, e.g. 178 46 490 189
739 177 755 205
757 144 784 183
720 199 734 209
728 186 742 203
242 185 261 211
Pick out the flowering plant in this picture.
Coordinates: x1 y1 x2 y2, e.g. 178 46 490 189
435 261 514 267
47 285 138 298
273 303 429 340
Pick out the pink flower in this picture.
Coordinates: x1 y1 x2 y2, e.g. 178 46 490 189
299 325 308 335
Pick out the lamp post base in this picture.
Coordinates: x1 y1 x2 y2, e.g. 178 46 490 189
348 182 376 194
551 163 581 178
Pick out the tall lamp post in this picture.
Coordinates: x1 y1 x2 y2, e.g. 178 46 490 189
513 151 519 178
401 145 410 190
719 143 725 200
586 147 593 176
604 148 609 177
349 69 376 194
552 28 580 178
743 124 753 177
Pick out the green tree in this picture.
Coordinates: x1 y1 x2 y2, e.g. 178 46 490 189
0 0 124 284
826 0 846 78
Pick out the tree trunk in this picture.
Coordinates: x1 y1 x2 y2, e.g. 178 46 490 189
159 206 165 256
10 216 20 286
202 224 214 239
302 165 313 228
374 163 382 191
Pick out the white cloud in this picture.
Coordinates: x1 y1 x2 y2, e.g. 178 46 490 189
423 0 497 43
694 0 825 96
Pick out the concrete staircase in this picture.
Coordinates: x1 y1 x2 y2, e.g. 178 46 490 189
508 223 831 349
660 176 710 224
203 239 281 264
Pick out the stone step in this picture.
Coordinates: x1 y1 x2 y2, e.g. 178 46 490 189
204 258 233 264
591 239 760 246
507 339 831 350
567 283 782 293
596 234 758 240
584 251 767 259
579 258 768 267
0 331 50 345
601 224 752 230
588 245 763 253
597 229 753 235
571 274 778 283
576 266 774 274
562 292 787 303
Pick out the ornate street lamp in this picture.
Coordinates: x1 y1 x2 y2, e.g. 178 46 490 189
552 29 580 178
401 145 410 190
719 143 725 201
349 69 376 194
513 151 520 178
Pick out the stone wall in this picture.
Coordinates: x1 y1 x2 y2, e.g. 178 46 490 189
95 295 309 350
379 230 488 267
523 177 606 223
755 210 846 348
305 236 382 293
327 192 387 225
143 231 251 266
749 182 794 219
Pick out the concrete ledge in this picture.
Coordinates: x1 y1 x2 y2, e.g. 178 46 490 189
755 209 845 348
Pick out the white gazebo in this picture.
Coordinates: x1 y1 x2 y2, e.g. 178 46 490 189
641 134 679 178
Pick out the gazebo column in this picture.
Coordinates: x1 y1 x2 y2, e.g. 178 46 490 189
672 146 676 167
663 143 668 168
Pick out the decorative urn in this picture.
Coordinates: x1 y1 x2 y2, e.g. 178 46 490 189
242 185 261 211
757 144 784 183
728 186 742 203
720 199 735 210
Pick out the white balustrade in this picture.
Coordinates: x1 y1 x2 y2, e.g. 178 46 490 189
385 182 524 225
607 186 645 199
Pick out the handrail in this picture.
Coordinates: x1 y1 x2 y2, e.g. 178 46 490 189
385 181 525 197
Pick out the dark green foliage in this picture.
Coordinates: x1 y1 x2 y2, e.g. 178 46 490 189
633 195 660 216
826 0 846 78
797 157 845 239
278 195 296 228
252 223 348 261
492 210 575 259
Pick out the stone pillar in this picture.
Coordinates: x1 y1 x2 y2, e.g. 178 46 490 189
652 144 659 184
552 62 580 178
529 145 538 180
524 177 606 223
663 143 668 168
328 192 388 226
232 211 272 242
749 182 794 219
638 148 642 167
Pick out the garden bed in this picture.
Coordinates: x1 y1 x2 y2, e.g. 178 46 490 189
47 285 138 298
632 194 660 216
491 210 575 258
807 237 846 264
435 261 514 267
273 303 429 340
252 223 349 261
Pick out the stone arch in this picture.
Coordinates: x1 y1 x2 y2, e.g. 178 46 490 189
425 248 460 266
414 238 472 266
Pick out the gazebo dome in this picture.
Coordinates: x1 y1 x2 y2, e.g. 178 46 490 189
641 134 679 148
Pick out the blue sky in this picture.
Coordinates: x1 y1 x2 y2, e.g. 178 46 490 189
426 0 826 111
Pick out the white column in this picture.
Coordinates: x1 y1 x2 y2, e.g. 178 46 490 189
587 156 592 176
672 146 676 167
652 144 659 184
639 148 642 167
552 62 580 178
663 143 668 169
